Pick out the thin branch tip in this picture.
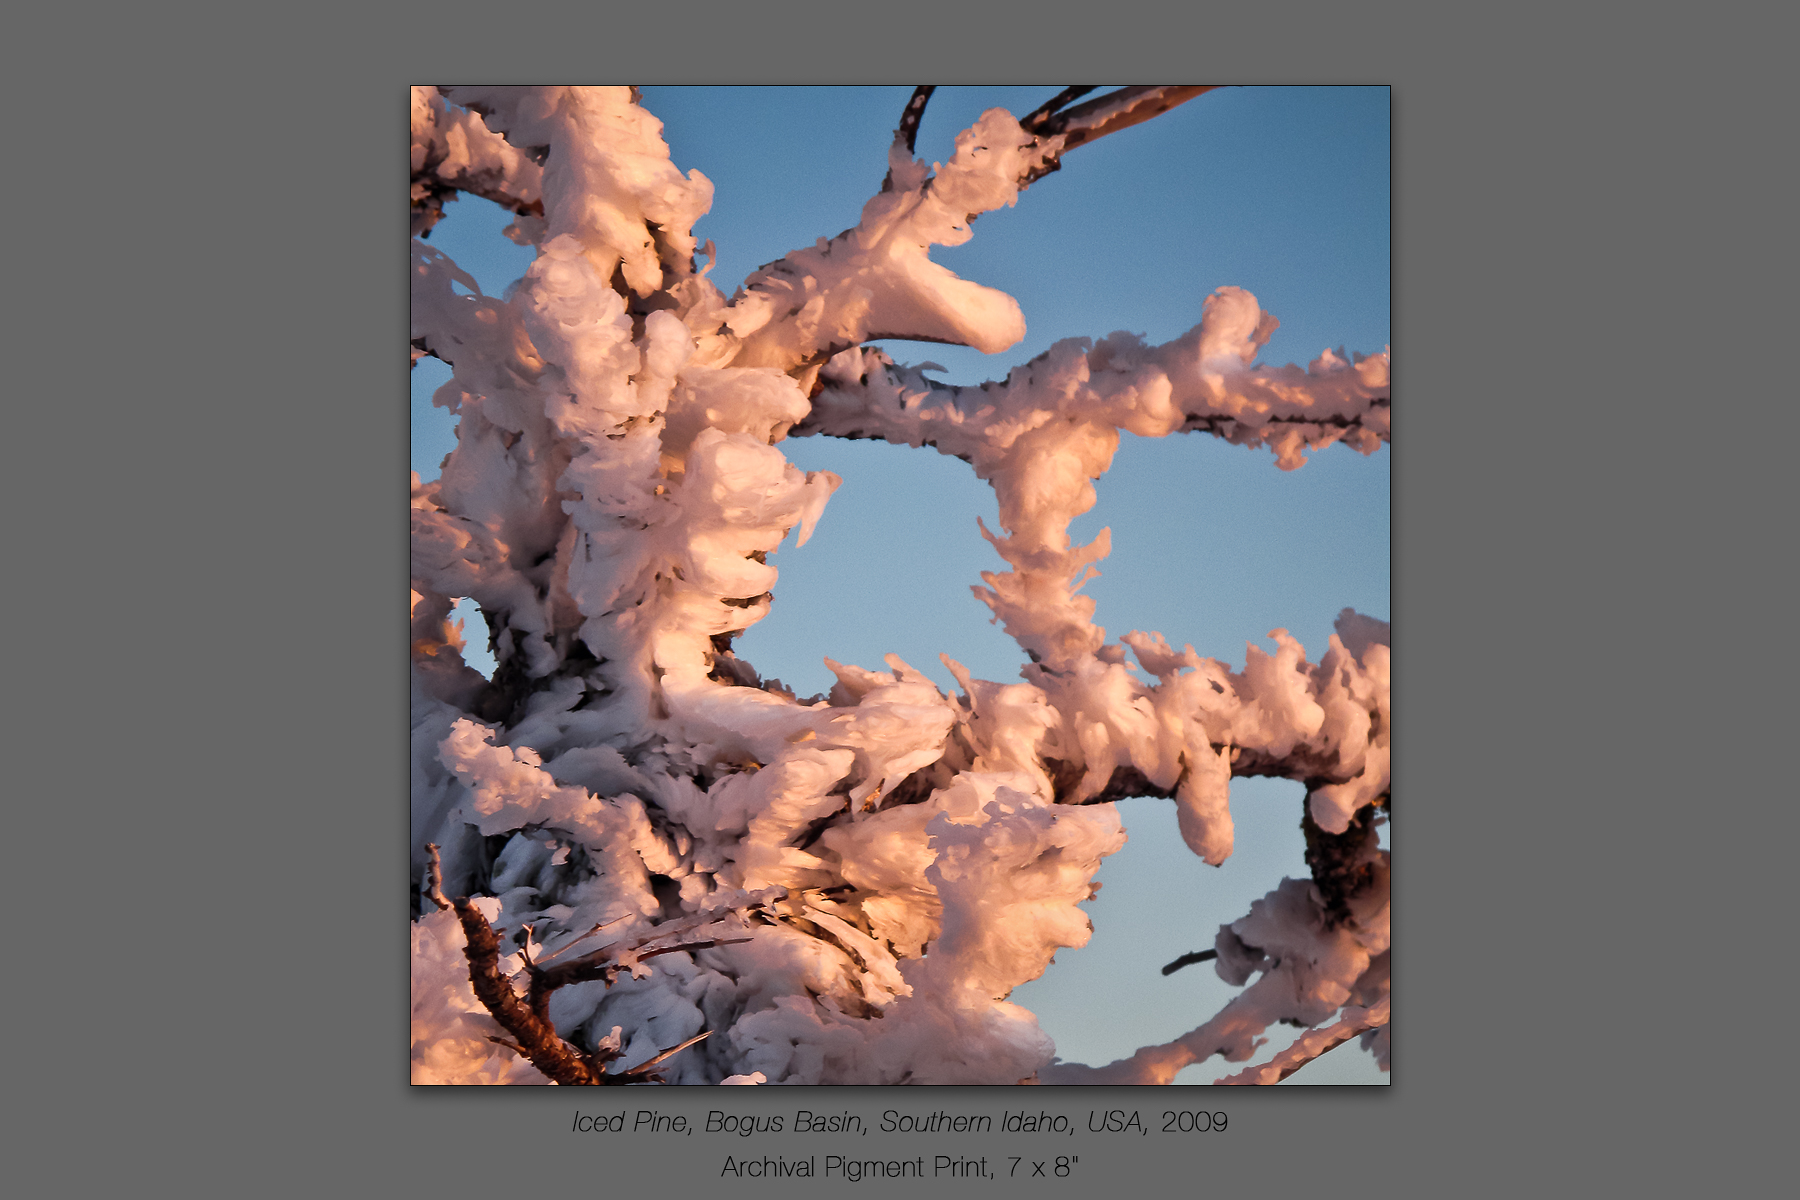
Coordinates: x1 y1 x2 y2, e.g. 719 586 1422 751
1020 86 1098 134
881 86 937 193
621 1029 714 1078
1161 948 1218 976
898 85 936 153
422 843 451 911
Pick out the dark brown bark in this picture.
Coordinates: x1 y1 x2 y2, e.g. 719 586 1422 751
452 894 608 1085
1019 87 1099 134
896 86 935 154
878 87 937 194
422 844 747 1085
1301 799 1386 929
411 166 543 240
1019 85 1221 185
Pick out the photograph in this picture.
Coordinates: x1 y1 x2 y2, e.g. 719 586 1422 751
19 4 1776 1190
408 83 1390 1086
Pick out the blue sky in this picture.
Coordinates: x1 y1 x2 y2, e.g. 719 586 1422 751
412 86 1389 1083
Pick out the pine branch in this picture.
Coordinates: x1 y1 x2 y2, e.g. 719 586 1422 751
1212 996 1390 1085
879 86 937 194
1019 86 1099 134
411 87 546 238
1019 85 1221 185
896 86 935 154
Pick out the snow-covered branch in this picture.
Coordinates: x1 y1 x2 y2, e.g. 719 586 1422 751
715 87 1225 387
1042 852 1390 1085
1018 84 1220 183
1214 994 1389 1085
411 86 544 239
408 85 1389 1085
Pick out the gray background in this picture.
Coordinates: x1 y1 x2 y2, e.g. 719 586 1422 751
10 0 1784 1194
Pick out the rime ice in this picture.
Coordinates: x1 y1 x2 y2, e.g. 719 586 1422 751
409 86 1390 1085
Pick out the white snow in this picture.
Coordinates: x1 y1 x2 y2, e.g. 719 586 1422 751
409 86 1390 1085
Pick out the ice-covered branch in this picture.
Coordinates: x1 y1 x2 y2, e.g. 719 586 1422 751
795 290 1389 845
1017 86 1099 133
1042 855 1389 1084
1161 948 1217 976
799 293 1389 471
1213 995 1389 1085
892 87 935 157
722 111 1056 376
411 86 545 239
420 842 614 1084
717 87 1220 382
1018 85 1220 184
409 86 1390 1085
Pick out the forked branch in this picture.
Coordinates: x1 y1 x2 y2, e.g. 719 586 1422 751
1019 86 1099 134
423 843 748 1084
1213 996 1390 1085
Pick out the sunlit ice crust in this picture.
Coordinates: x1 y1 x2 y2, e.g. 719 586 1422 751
408 85 1389 1085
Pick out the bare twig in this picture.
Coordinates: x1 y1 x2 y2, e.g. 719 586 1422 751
531 913 631 965
1160 948 1218 976
729 85 1227 367
897 85 935 154
411 87 546 237
881 86 937 193
1265 1027 1361 1083
1019 86 1098 134
619 1031 713 1080
1019 85 1221 185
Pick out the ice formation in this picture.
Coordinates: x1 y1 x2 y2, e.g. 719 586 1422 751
410 86 1390 1085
